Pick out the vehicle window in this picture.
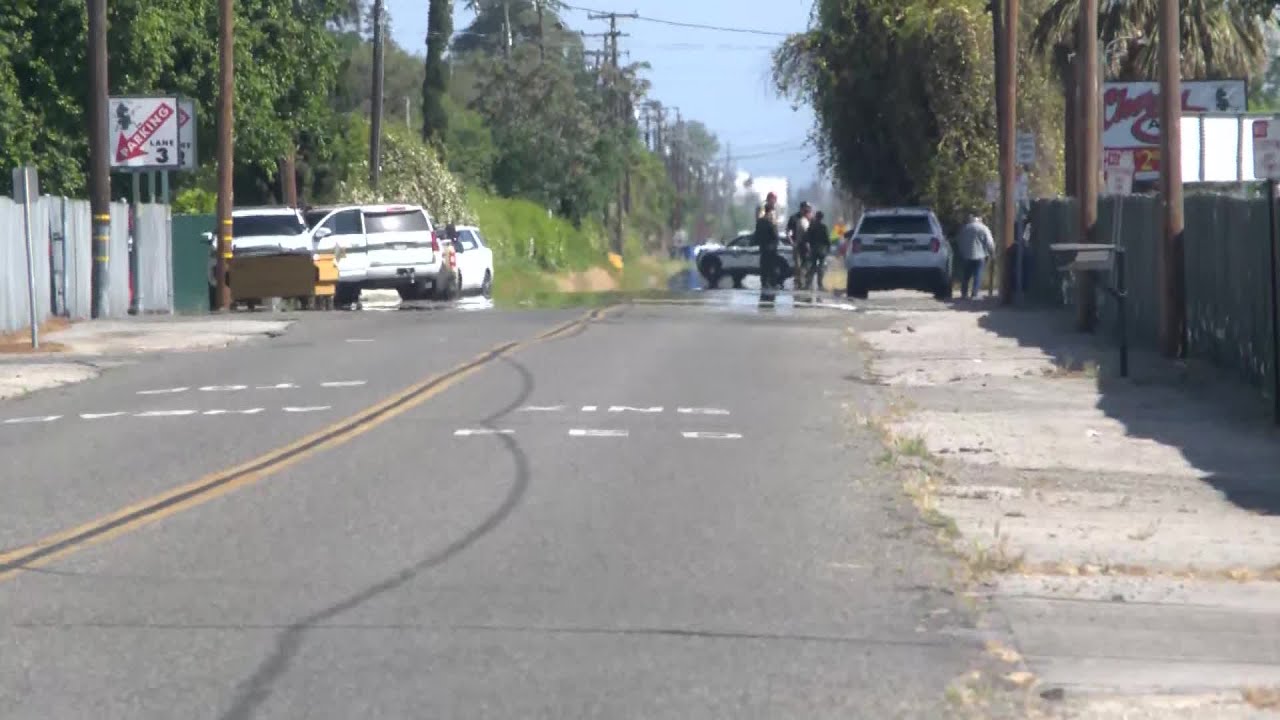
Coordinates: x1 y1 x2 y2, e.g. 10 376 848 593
458 230 479 251
303 211 329 229
856 215 934 235
232 214 306 237
729 234 754 248
334 209 362 235
470 230 487 249
364 209 429 233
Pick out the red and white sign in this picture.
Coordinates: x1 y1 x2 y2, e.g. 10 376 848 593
1103 80 1246 181
177 99 197 171
1253 119 1280 180
1103 149 1135 195
109 96 181 170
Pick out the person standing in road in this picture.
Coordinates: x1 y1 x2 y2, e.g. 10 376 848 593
755 193 781 290
786 202 813 289
955 214 996 300
805 211 832 291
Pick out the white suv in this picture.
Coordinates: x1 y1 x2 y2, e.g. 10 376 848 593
844 207 952 300
304 203 457 306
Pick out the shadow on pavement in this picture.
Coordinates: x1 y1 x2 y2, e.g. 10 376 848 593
956 299 1280 516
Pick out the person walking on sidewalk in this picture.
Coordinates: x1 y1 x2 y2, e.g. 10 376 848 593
955 214 996 300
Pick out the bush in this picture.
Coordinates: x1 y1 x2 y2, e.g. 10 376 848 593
339 119 471 224
469 190 607 272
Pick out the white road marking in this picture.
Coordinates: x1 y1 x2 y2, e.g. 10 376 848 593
681 431 743 440
608 405 663 413
283 406 331 413
199 385 248 392
136 410 197 417
203 408 265 416
137 387 188 395
581 405 598 412
454 428 515 436
568 428 629 437
80 412 128 420
678 407 731 416
320 380 367 388
255 383 298 390
345 338 375 343
519 405 565 412
4 415 62 424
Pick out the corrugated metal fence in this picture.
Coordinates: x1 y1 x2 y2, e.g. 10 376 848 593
0 197 172 332
1028 193 1278 387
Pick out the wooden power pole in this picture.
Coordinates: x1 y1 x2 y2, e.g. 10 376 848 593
1076 0 1099 330
87 0 110 318
213 0 235 311
997 0 1019 302
1157 0 1185 357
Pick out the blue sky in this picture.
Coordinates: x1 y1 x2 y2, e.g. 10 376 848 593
385 0 818 186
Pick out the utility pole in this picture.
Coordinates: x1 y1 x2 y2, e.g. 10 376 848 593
1076 0 1099 330
997 0 1019 303
87 0 110 318
213 0 235 311
588 10 637 255
1157 0 1184 357
370 0 385 190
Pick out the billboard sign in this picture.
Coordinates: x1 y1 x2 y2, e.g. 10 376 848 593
1103 80 1246 180
109 96 181 170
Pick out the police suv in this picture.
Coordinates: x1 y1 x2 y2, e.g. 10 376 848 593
696 232 795 289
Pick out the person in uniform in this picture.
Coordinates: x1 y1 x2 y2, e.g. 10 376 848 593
805 210 832 291
755 192 780 290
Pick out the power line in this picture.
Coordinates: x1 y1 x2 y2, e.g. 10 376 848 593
562 3 791 37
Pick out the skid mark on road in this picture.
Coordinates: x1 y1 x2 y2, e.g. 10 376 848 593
0 306 614 584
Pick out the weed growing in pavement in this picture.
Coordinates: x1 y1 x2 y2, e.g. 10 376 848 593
896 434 930 459
1244 687 1280 710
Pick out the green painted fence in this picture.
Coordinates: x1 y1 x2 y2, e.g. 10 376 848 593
172 213 213 313
1028 194 1277 388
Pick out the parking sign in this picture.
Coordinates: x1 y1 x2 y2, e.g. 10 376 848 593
108 96 181 170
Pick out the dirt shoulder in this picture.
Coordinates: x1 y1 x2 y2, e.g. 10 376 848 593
855 296 1280 717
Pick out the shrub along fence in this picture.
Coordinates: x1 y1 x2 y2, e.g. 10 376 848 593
1027 193 1278 388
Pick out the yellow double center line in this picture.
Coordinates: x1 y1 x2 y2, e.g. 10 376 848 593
0 306 613 583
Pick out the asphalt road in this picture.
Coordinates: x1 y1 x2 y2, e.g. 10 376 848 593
0 293 983 719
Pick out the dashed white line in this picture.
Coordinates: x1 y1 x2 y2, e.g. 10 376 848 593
568 428 629 438
454 428 515 436
199 385 248 393
80 412 128 420
678 407 731 416
3 415 62 424
681 431 743 440
608 406 663 413
255 383 299 390
345 338 376 343
320 380 367 388
202 408 265 416
519 405 565 412
581 405 598 412
282 406 331 413
136 410 197 418
137 387 188 396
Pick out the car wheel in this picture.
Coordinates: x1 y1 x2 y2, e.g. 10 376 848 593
701 256 723 288
846 269 868 299
481 270 493 298
933 272 954 300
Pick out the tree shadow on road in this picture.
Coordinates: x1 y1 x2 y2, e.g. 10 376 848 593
218 356 539 720
956 300 1280 516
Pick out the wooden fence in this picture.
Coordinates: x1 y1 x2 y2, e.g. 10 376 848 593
1027 193 1278 388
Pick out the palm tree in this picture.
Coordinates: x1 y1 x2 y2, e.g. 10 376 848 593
1031 0 1268 81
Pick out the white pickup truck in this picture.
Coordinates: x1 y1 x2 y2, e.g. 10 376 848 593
304 203 458 306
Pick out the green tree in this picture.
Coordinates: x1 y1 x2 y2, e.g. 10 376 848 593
423 0 452 148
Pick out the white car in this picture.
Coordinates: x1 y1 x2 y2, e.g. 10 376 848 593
205 207 313 307
696 232 795 288
844 207 952 300
448 225 494 297
304 203 457 306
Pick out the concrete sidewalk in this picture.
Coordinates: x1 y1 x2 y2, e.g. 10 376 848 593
859 298 1280 718
0 318 292 400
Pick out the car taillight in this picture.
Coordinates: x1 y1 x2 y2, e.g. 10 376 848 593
431 231 440 254
930 237 941 253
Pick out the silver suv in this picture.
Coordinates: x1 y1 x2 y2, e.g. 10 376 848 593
843 208 953 300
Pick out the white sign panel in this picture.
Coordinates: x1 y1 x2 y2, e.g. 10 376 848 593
177 99 197 171
1103 149 1135 195
1102 80 1246 181
1252 119 1280 181
109 96 181 170
1016 131 1036 166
